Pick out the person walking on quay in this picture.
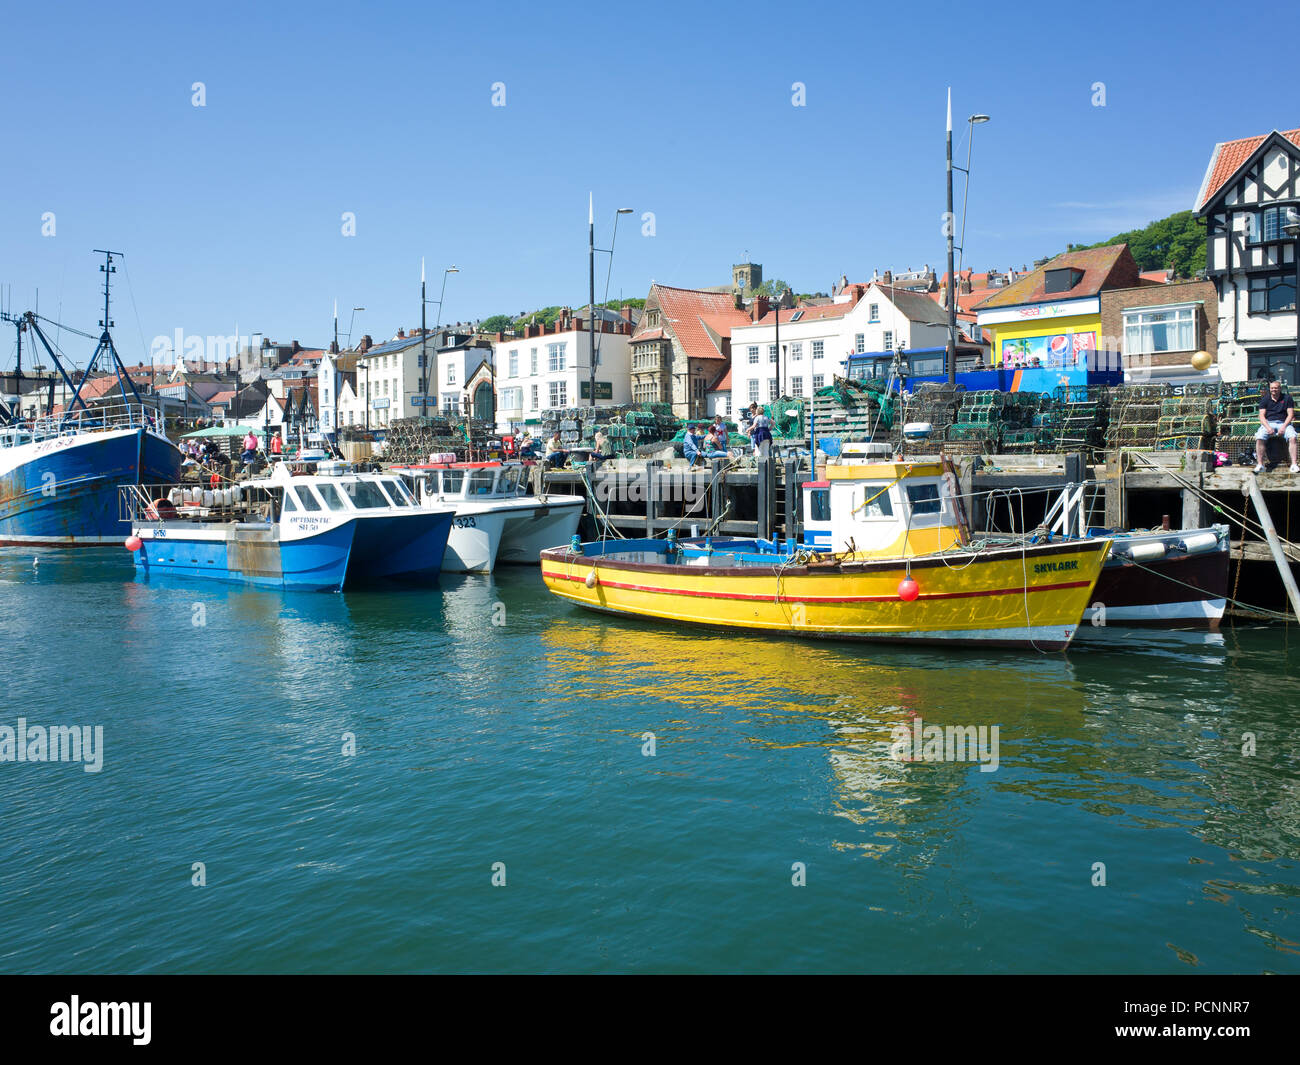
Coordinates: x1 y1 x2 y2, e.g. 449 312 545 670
270 433 283 460
1254 380 1299 473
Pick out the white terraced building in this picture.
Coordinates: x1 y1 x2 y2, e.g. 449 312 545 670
491 309 633 433
727 283 954 409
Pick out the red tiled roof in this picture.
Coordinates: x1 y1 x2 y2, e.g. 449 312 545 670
975 245 1140 311
209 390 236 405
640 285 750 362
1139 270 1173 283
1196 128 1300 211
708 367 731 392
751 299 856 327
631 328 665 343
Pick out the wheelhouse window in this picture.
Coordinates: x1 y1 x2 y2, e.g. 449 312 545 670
1123 305 1196 353
440 469 465 494
376 478 414 506
340 479 392 509
292 486 322 512
856 484 894 519
280 489 299 512
315 482 349 510
468 469 496 495
906 482 942 515
807 489 831 522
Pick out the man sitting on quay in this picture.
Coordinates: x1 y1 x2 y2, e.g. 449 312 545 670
683 424 728 467
1254 380 1299 474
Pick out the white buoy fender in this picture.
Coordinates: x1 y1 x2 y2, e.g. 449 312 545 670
1178 531 1219 555
903 422 933 438
1121 541 1167 562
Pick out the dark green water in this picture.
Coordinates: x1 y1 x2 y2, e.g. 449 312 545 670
1 548 1298 973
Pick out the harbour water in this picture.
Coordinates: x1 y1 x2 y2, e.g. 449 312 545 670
1 548 1297 974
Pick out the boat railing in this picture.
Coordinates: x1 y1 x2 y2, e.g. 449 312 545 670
28 400 164 440
120 481 273 526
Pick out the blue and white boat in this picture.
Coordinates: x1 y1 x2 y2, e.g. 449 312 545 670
0 403 181 546
0 255 182 545
124 464 454 591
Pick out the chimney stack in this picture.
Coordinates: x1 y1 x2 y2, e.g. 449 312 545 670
751 295 770 322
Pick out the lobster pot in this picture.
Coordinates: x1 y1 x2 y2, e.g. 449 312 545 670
168 488 183 506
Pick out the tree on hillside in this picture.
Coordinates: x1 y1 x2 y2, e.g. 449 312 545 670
479 314 515 334
1063 210 1206 277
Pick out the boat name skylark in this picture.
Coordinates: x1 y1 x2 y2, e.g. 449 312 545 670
50 996 150 1045
0 718 104 773
1032 559 1079 575
889 717 999 772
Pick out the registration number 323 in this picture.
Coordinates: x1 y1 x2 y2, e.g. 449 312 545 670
453 517 477 529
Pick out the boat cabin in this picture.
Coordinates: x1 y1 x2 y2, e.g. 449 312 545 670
802 460 966 558
392 462 530 505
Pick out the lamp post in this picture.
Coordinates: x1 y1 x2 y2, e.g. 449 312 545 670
588 199 633 407
1283 208 1300 379
945 91 989 383
422 266 458 415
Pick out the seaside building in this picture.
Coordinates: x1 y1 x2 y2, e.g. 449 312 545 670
1195 126 1300 383
974 245 1143 388
492 308 633 432
629 284 750 420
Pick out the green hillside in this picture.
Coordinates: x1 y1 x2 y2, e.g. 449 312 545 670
1063 210 1205 278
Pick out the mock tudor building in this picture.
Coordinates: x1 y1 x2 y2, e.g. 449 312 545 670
1195 126 1300 383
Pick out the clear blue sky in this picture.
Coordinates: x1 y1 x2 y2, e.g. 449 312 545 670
2 0 1295 368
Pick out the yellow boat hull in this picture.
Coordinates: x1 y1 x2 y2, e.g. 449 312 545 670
540 539 1112 651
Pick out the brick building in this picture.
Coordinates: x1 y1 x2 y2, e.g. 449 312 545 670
1099 280 1219 383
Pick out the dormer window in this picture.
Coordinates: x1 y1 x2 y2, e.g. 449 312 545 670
1044 267 1085 294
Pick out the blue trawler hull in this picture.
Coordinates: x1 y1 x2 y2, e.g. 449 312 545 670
345 510 453 583
0 428 181 546
134 520 358 591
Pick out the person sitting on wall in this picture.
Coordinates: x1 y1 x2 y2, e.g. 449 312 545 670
1254 379 1299 474
682 424 704 467
241 429 260 465
545 431 568 469
517 432 537 459
588 430 612 472
701 427 729 460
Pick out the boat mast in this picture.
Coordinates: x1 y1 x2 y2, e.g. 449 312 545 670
60 250 147 423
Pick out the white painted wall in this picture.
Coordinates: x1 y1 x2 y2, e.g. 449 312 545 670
493 327 631 432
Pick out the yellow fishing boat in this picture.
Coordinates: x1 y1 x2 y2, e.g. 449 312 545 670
539 457 1112 651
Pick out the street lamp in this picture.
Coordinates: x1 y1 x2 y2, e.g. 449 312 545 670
1283 208 1300 379
346 307 364 349
589 199 634 408
945 92 990 383
421 266 458 416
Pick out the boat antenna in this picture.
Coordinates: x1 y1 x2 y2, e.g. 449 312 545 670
60 250 146 422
